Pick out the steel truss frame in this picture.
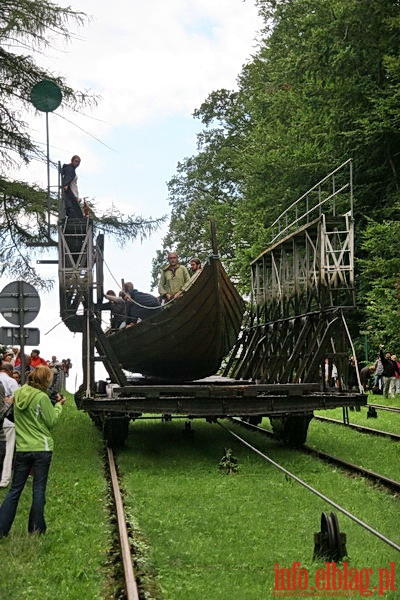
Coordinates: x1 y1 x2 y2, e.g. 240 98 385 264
226 161 358 389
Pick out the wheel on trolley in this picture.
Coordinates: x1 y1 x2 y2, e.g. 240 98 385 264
269 412 313 446
313 511 347 561
103 416 130 448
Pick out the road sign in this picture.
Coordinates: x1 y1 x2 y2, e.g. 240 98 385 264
0 327 40 346
0 281 40 325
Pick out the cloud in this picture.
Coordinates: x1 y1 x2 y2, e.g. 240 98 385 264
1 0 262 387
11 1 261 192
44 0 261 126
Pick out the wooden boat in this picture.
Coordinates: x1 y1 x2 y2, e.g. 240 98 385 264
105 255 245 381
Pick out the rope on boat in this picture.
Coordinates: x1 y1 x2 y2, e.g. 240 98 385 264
97 243 202 312
124 295 163 310
98 246 164 311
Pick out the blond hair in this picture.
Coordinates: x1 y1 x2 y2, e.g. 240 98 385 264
27 365 53 391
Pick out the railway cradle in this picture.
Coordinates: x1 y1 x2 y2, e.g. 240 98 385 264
80 380 365 447
57 161 366 446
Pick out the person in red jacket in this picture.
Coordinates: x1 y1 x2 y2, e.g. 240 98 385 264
29 350 47 369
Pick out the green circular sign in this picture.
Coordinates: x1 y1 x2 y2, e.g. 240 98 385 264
30 80 62 112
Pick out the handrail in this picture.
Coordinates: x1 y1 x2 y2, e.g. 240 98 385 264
269 183 349 244
268 159 352 245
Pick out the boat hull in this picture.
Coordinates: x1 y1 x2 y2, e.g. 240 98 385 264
104 258 245 380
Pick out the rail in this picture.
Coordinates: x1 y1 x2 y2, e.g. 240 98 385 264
314 415 400 441
107 447 140 600
223 420 400 552
268 158 353 244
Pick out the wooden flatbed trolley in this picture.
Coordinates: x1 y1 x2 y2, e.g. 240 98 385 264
81 379 365 447
58 161 366 446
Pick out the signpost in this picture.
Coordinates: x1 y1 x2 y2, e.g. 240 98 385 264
0 327 40 347
0 281 41 383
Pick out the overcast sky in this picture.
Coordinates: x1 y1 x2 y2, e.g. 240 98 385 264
0 0 262 385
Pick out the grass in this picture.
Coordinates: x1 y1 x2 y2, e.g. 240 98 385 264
1 396 398 599
311 394 400 481
367 393 400 409
315 393 400 437
0 395 112 600
117 418 400 600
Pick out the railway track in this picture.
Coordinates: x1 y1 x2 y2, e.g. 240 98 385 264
223 419 400 553
314 414 400 441
106 447 140 600
104 415 400 598
229 418 400 494
367 403 400 414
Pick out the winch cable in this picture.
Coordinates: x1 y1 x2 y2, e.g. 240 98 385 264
218 421 400 553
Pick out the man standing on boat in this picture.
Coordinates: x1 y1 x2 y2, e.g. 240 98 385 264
189 257 202 276
158 252 190 302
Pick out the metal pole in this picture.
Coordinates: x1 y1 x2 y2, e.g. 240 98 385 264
46 111 51 239
17 281 26 385
19 329 26 385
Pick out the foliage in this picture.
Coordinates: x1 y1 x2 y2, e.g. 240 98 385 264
0 1 165 288
155 0 400 350
0 0 95 168
358 220 400 352
0 176 165 288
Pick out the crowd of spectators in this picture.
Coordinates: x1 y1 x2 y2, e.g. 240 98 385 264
369 345 400 398
325 346 400 398
349 346 400 398
0 347 72 387
0 347 72 489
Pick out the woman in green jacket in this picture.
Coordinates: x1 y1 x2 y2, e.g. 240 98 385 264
0 365 65 537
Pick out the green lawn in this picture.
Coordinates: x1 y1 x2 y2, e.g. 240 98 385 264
118 417 399 599
1 400 398 600
0 398 112 600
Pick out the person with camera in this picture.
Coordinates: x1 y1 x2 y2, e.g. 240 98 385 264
0 365 65 538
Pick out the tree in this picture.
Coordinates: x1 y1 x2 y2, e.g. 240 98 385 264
156 0 400 305
0 0 93 168
0 1 164 287
358 220 400 353
0 177 164 289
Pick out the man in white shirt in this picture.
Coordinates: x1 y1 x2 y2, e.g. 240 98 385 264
0 362 19 488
